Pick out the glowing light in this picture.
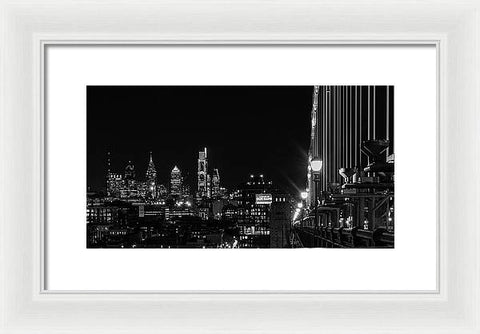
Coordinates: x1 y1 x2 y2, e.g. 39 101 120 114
300 191 308 200
310 158 323 172
255 193 272 205
297 202 303 208
363 219 369 230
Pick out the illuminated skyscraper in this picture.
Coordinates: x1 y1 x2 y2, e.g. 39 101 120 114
105 151 123 198
170 166 183 196
124 161 135 180
124 161 137 197
212 168 220 197
207 174 212 198
197 147 208 199
145 152 157 199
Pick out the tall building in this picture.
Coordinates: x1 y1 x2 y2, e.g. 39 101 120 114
124 161 135 180
206 174 212 198
197 147 208 199
105 151 125 198
123 161 137 197
212 168 220 197
170 166 183 196
234 174 275 248
145 152 157 199
270 193 291 248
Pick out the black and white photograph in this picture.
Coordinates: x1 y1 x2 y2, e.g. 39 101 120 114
87 85 394 249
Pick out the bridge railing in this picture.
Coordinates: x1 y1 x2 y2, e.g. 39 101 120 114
293 226 394 248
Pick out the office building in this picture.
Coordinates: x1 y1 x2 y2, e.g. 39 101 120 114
270 193 292 248
197 147 208 199
212 168 220 198
145 152 157 199
234 174 274 248
170 165 183 196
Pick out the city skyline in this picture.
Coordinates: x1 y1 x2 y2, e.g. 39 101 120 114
87 86 312 195
101 148 232 196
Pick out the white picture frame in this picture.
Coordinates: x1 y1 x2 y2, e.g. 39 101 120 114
1 0 478 333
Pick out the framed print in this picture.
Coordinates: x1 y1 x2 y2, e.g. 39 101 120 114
1 0 479 333
45 45 436 292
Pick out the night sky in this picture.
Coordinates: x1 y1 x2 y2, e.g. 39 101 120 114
87 86 313 195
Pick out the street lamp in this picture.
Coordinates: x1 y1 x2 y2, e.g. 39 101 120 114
310 157 322 247
310 158 323 173
300 191 308 200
